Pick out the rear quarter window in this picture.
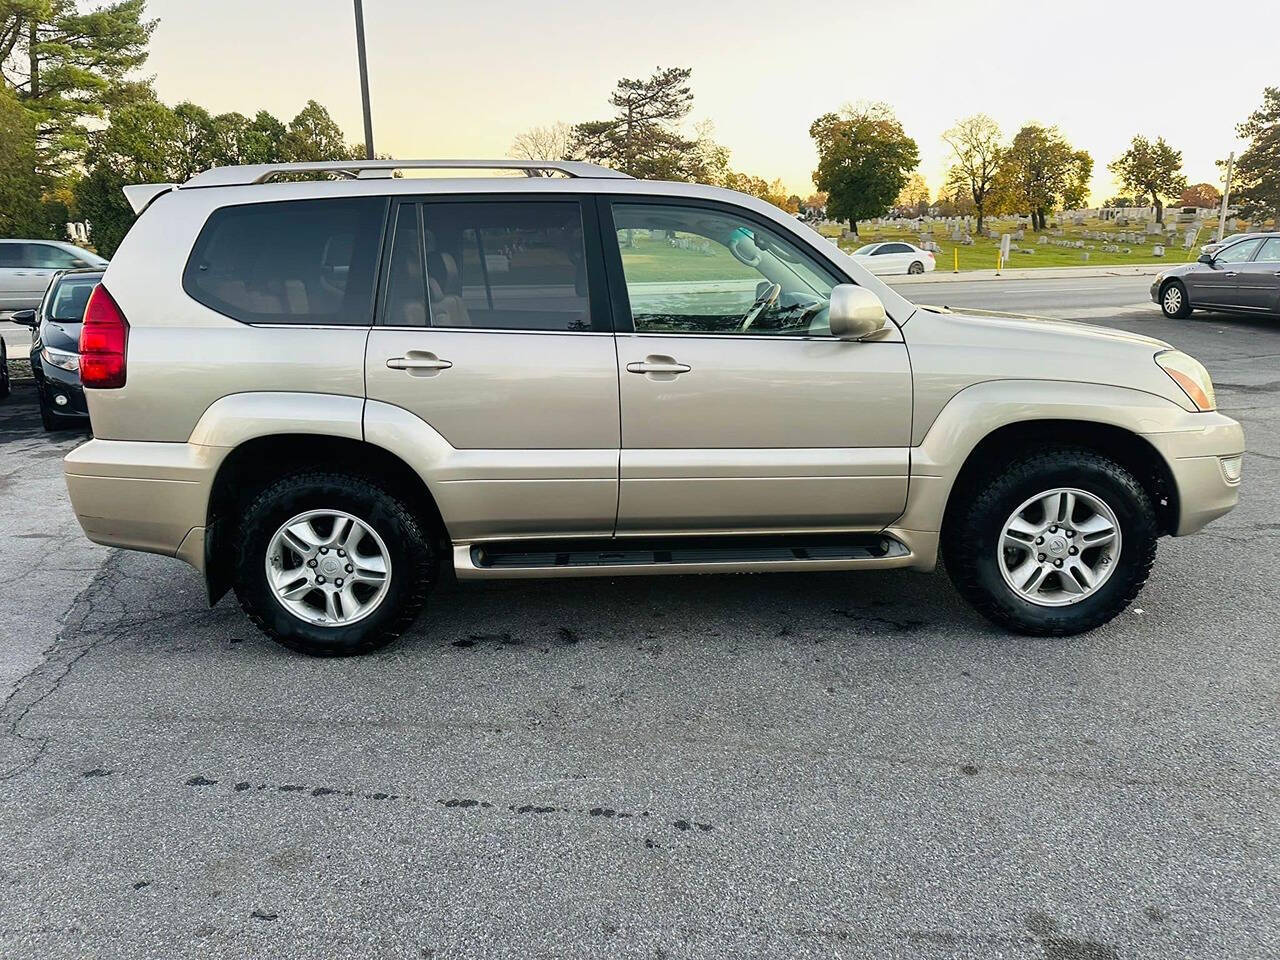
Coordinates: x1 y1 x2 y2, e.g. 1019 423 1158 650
183 197 386 325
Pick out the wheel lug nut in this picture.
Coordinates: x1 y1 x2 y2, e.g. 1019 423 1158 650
307 559 317 568
1035 536 1044 545
320 547 328 554
337 549 345 557
316 575 326 584
1053 559 1063 567
1069 546 1078 555
1038 554 1046 562
345 564 353 573
1049 525 1058 533
336 578 344 587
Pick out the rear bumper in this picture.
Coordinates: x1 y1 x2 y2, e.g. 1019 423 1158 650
1144 413 1244 535
63 438 220 560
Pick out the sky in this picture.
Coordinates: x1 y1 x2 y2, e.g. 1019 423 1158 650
143 0 1278 203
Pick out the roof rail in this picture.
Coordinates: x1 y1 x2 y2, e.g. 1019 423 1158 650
181 159 632 189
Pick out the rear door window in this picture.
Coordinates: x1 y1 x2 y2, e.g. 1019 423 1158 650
184 197 386 325
0 243 29 267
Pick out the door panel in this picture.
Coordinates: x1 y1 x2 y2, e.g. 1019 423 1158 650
614 332 912 534
365 197 621 540
1237 238 1280 312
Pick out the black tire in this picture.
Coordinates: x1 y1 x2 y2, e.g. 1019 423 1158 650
233 471 437 656
0 350 9 399
942 447 1158 636
39 396 58 431
1159 279 1192 319
908 260 925 275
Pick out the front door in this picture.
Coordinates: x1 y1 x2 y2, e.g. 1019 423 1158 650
1189 237 1263 307
1235 236 1280 313
603 199 912 536
364 197 620 541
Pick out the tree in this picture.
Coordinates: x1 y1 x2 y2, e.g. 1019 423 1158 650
894 172 930 216
993 124 1092 229
1108 135 1186 224
571 66 703 180
510 121 575 165
1179 182 1221 209
1 0 155 177
0 84 42 235
721 172 793 211
1103 194 1135 208
1230 87 1280 225
942 113 1002 233
809 102 919 234
280 100 358 163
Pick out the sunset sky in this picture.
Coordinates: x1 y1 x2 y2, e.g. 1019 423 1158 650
144 0 1276 202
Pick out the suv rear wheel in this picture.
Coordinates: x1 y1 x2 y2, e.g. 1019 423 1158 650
943 448 1158 635
233 472 436 656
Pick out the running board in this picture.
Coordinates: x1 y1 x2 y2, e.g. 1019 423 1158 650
453 533 913 580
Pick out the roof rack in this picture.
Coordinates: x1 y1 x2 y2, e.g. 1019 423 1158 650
181 159 632 189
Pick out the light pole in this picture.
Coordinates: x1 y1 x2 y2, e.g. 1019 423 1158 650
1217 151 1234 243
353 0 374 160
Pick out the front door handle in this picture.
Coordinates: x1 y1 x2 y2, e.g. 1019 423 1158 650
626 358 691 375
387 353 452 374
1224 271 1239 278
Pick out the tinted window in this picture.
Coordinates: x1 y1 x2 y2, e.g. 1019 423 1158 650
184 197 385 325
48 277 100 321
0 243 29 267
1255 237 1280 261
391 200 592 331
875 243 911 255
1215 238 1263 264
611 202 839 336
28 244 80 268
384 204 427 326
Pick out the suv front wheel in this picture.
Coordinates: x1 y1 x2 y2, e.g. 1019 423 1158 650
233 472 437 656
943 448 1158 635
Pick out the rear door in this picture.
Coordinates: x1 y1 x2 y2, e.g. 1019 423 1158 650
1235 236 1280 313
364 195 621 542
0 243 38 307
603 197 912 536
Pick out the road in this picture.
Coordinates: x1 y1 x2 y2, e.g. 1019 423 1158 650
888 272 1158 320
0 283 1276 959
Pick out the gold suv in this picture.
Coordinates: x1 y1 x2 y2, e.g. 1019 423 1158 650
63 160 1244 655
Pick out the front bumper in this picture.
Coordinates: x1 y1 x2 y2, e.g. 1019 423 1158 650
1144 412 1244 535
34 360 89 420
1149 279 1162 304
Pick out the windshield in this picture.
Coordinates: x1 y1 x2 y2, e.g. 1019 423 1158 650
48 277 100 322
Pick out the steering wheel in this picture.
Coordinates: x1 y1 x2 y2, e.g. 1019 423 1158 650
740 282 782 331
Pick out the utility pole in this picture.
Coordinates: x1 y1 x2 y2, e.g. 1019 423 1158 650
1217 151 1234 243
353 0 374 160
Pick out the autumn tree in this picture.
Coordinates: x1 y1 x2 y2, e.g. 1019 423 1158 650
1179 183 1221 209
510 122 576 165
894 172 930 216
1229 87 1280 225
1108 135 1186 224
572 66 708 180
993 124 1092 229
942 113 1002 233
810 102 919 234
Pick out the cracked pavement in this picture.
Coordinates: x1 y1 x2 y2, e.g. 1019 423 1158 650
0 299 1277 959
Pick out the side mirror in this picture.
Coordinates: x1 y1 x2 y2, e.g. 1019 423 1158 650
10 309 36 327
1197 253 1215 265
828 284 888 339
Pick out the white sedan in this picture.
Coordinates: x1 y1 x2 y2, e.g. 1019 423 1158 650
850 241 936 276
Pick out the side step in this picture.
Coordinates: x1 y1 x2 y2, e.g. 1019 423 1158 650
455 533 913 580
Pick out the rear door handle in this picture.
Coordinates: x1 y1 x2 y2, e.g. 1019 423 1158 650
1224 271 1239 278
387 354 452 372
626 359 691 375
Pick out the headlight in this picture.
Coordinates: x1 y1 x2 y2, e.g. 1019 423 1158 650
41 345 80 373
1155 350 1216 411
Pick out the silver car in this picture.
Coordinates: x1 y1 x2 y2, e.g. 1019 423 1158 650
0 239 107 310
62 159 1244 656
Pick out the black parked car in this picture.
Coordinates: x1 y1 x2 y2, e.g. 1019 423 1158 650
11 268 102 430
1152 233 1280 319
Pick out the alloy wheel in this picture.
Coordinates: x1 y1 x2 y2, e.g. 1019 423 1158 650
265 509 392 626
997 488 1121 607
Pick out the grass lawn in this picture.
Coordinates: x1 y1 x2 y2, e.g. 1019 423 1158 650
818 217 1218 272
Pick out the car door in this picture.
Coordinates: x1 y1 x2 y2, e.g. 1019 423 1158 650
604 197 912 536
364 195 621 542
868 242 907 275
1234 236 1280 313
1190 237 1263 307
21 243 78 306
0 242 34 307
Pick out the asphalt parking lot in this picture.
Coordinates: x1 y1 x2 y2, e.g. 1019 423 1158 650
0 293 1277 959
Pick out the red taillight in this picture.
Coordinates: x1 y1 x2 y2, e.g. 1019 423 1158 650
79 285 129 389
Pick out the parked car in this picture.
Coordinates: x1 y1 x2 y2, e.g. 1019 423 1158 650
850 241 936 275
0 240 107 310
1200 232 1255 258
11 268 102 430
63 159 1243 656
1153 233 1280 319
